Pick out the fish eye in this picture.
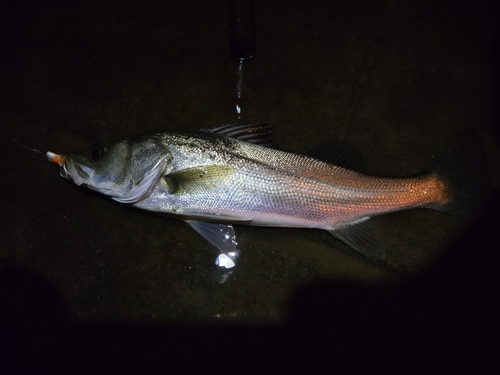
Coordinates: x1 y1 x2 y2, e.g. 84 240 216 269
89 143 106 161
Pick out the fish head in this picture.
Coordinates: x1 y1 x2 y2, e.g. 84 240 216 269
47 135 173 204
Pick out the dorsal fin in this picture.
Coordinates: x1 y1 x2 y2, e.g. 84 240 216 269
201 122 276 148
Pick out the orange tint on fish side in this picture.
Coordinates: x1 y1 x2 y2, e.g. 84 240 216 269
309 171 450 223
354 172 450 215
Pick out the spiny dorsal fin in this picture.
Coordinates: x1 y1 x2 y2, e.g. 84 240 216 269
201 122 275 148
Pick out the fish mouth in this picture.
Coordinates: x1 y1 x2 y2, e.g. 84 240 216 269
47 151 91 185
66 162 94 186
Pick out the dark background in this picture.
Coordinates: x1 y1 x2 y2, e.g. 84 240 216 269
0 0 498 372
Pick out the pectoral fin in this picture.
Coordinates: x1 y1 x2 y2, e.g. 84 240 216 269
165 165 235 194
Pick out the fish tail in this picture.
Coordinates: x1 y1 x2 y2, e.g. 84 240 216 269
429 131 491 220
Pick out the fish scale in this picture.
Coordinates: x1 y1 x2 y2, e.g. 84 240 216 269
47 123 483 264
134 134 447 229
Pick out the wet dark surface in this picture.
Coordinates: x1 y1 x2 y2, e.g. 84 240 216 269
0 0 499 371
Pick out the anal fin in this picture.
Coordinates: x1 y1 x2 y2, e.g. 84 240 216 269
329 217 385 260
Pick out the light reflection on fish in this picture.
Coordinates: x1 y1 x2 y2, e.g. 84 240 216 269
46 123 487 269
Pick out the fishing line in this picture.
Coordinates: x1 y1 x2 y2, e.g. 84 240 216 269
0 128 45 155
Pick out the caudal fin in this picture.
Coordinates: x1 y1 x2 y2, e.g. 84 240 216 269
430 131 491 220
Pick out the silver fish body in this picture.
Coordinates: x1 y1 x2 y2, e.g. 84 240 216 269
131 131 446 229
49 124 465 264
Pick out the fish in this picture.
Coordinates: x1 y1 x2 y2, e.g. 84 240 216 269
46 123 488 269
